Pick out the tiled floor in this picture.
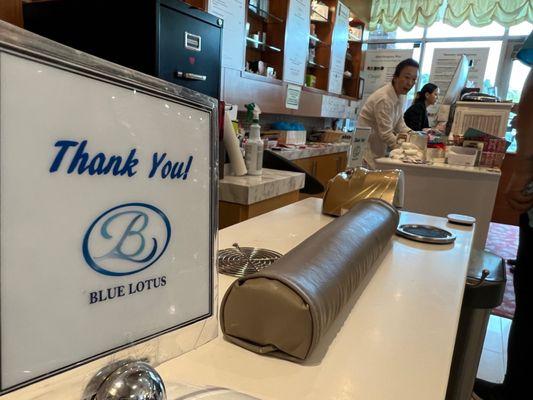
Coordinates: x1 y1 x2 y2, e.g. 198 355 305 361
477 315 512 383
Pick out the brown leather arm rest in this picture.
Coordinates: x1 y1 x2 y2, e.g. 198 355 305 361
220 199 399 362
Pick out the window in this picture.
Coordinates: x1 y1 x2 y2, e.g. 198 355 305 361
421 41 502 94
368 25 424 41
426 21 505 38
505 60 530 153
366 21 530 152
366 21 525 97
507 60 531 103
509 21 533 36
366 42 421 61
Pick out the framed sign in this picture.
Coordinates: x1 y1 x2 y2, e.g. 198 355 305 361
348 127 371 168
0 22 217 394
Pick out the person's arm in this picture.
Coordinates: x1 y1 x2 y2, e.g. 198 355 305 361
374 99 401 149
395 106 413 135
506 69 533 212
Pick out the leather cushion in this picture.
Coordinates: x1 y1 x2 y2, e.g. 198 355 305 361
220 198 399 361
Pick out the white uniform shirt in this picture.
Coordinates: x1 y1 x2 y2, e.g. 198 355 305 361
358 83 411 168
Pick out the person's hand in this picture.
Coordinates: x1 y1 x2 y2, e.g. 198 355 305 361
434 122 446 133
506 169 533 212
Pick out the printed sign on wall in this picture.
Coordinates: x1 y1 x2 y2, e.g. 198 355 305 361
283 0 311 85
0 51 214 392
327 1 350 94
429 48 489 96
208 0 246 70
361 49 414 104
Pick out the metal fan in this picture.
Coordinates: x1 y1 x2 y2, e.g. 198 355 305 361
217 243 282 277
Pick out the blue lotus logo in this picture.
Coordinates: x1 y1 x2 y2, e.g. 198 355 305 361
83 203 171 276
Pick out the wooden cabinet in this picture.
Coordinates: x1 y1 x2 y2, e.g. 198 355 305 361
343 19 364 99
186 0 207 9
293 151 347 187
219 190 300 228
308 0 335 91
223 68 352 117
0 0 23 27
316 152 347 184
245 0 287 80
222 0 364 116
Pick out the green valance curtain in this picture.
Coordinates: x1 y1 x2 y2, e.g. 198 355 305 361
369 0 533 31
444 0 533 27
369 0 444 32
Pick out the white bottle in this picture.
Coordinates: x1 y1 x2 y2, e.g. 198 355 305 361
244 105 263 176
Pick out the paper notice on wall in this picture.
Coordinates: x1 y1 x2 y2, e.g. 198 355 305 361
361 49 414 103
208 0 245 70
429 48 489 96
321 95 348 118
285 84 302 110
327 1 350 94
283 0 311 85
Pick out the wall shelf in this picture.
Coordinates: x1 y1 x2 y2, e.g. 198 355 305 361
245 0 286 80
307 60 328 69
310 8 329 23
246 37 282 53
248 3 284 23
309 34 329 47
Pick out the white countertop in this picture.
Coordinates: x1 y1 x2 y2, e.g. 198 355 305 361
374 157 499 250
219 168 305 205
269 143 350 161
158 198 474 400
375 157 501 177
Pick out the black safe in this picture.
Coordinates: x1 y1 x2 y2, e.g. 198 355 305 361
23 0 223 99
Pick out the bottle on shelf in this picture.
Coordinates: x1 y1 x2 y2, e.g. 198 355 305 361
244 103 264 176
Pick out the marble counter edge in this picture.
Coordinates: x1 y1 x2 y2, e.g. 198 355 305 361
219 169 305 205
269 144 350 161
375 157 501 176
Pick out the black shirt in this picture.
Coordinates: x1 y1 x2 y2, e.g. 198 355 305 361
403 101 429 131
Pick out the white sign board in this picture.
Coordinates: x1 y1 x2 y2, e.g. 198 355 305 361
0 52 214 392
208 0 246 70
361 49 414 103
348 127 371 167
321 95 348 118
429 48 489 95
283 0 311 85
327 1 350 94
285 84 303 109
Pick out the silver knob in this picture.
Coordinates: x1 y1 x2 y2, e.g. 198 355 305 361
83 360 166 400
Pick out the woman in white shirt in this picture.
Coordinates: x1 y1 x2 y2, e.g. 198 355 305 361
358 58 419 168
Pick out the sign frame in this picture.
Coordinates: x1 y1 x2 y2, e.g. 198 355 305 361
0 21 218 394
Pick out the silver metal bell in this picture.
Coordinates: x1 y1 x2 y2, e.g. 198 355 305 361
83 360 166 400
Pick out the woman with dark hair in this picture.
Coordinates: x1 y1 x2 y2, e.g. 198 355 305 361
358 58 419 168
403 83 439 131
